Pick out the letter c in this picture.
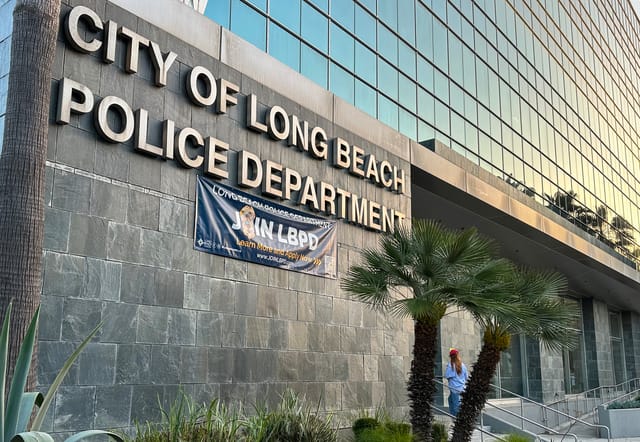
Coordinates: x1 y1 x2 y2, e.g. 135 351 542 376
65 6 104 53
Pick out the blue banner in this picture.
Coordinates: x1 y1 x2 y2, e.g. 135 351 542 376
194 177 337 279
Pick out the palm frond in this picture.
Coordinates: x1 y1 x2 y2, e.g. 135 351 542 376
390 298 447 323
341 265 391 309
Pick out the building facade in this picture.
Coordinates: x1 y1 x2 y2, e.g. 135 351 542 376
0 0 640 436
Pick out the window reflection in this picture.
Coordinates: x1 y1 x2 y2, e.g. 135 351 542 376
270 0 300 33
330 62 354 104
301 43 327 88
301 1 328 52
269 23 300 70
330 24 354 70
230 0 266 50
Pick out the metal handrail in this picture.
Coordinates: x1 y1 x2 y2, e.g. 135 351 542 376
566 377 640 401
597 387 640 410
431 403 533 442
482 400 578 442
486 383 610 440
434 379 559 442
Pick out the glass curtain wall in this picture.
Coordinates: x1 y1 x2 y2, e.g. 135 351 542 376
205 0 640 266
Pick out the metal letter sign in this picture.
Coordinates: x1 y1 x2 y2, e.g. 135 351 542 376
195 177 337 279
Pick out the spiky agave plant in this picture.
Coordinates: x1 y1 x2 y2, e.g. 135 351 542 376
0 303 122 442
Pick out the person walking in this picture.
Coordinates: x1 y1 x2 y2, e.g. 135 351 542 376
445 348 468 417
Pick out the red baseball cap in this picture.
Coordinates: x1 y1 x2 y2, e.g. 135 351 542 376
449 348 459 356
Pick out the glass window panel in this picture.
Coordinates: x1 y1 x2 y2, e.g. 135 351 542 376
418 87 435 124
435 99 450 135
330 62 354 104
378 95 399 129
451 112 465 143
270 0 300 33
478 104 490 133
417 57 433 93
355 4 376 47
397 0 415 44
360 0 376 13
461 17 474 47
488 70 500 116
301 2 328 52
447 3 461 34
418 120 435 143
269 23 300 70
231 0 266 50
474 30 487 59
432 0 446 21
450 82 464 115
378 0 398 30
434 69 448 104
330 0 354 29
448 33 463 85
205 0 230 27
479 132 491 164
464 92 477 124
355 41 376 85
301 43 328 88
355 79 376 118
399 108 417 139
416 4 433 60
399 40 416 78
432 20 448 73
246 0 266 11
378 24 398 64
378 58 398 100
399 75 416 113
465 121 478 154
492 139 504 171
330 23 354 70
462 46 476 95
307 0 328 12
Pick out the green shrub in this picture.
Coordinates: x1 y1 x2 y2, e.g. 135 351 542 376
607 399 640 409
131 393 244 442
130 389 336 442
353 415 413 442
352 417 380 437
431 422 448 442
249 390 336 442
357 426 413 442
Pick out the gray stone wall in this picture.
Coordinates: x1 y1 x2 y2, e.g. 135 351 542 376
582 298 615 389
538 346 564 403
40 0 412 436
622 312 640 380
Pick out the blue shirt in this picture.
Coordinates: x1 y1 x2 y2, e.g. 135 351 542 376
445 363 468 393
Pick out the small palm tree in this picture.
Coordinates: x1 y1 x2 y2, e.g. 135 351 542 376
450 269 579 442
341 220 511 441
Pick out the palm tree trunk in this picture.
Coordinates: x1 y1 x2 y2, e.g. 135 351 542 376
450 342 502 442
0 0 60 391
408 320 438 442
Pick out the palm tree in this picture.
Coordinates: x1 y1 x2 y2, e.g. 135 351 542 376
546 190 580 219
611 215 634 249
450 269 579 442
341 220 512 441
0 0 61 390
